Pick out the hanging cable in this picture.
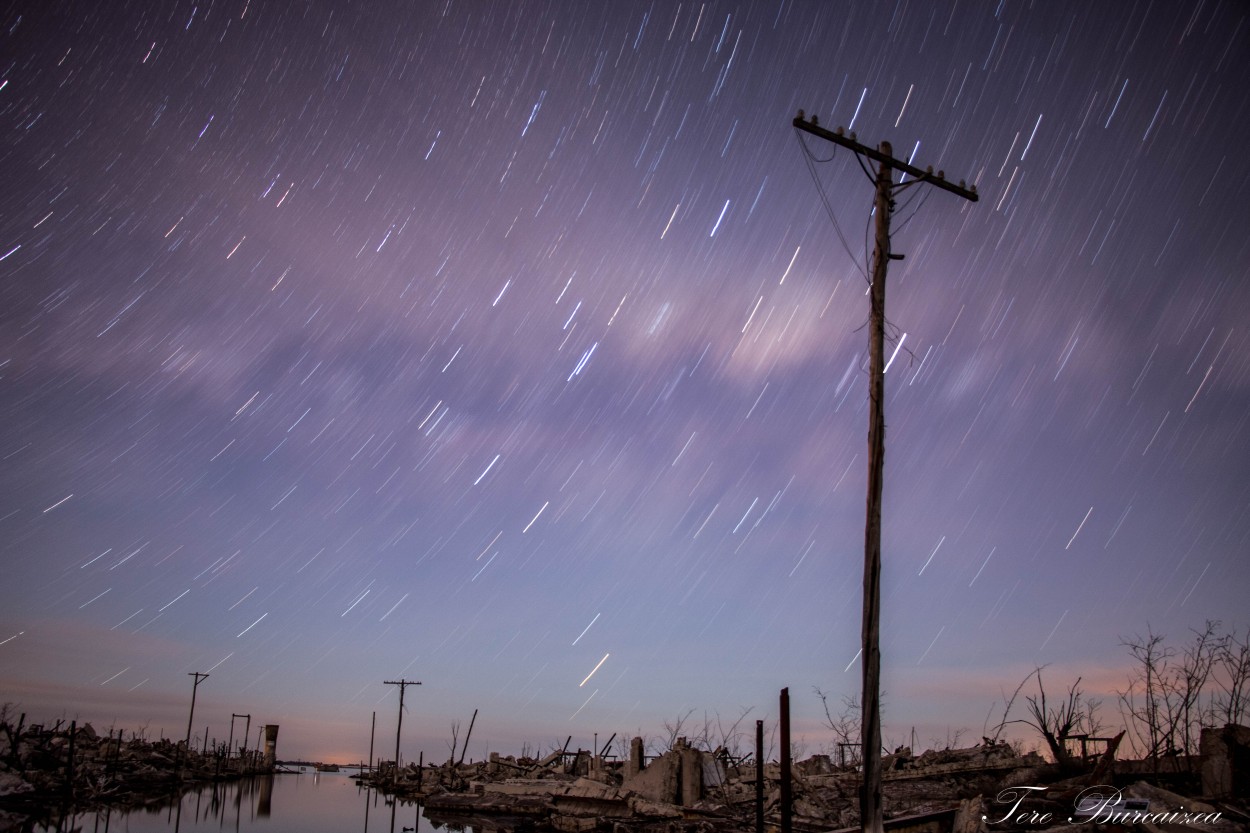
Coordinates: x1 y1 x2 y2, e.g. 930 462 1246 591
893 184 933 234
794 130 870 283
853 151 876 187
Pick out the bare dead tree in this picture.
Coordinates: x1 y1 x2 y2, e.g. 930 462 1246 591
1175 621 1221 758
1119 628 1172 757
0 704 26 772
1025 671 1099 769
994 666 1098 771
1119 621 1225 761
659 708 695 754
445 720 460 764
986 673 1033 746
930 726 966 751
614 734 634 762
1213 625 1250 726
712 707 755 761
691 711 715 751
815 687 862 766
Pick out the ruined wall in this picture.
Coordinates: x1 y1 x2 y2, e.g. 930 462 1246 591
619 737 707 807
621 744 679 805
1200 723 1250 800
263 725 279 768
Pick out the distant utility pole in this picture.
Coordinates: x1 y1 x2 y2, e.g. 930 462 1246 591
369 710 376 771
231 713 251 760
184 672 209 748
792 111 977 833
383 678 421 783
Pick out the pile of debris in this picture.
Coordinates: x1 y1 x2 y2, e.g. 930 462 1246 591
363 727 1250 833
0 713 270 821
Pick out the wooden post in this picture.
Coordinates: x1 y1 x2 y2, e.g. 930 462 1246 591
369 710 376 771
65 720 75 796
755 719 765 833
780 689 792 833
104 728 114 779
457 708 478 766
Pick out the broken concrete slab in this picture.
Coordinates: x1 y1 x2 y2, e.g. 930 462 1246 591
952 795 988 833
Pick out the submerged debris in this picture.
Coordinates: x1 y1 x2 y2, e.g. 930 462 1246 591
0 712 276 827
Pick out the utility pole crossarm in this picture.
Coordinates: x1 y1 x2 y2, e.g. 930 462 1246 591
792 113 979 202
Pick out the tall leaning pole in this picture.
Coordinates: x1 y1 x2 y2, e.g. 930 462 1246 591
792 111 978 833
184 672 209 748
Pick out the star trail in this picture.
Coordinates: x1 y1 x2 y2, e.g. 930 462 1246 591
1 1 1248 761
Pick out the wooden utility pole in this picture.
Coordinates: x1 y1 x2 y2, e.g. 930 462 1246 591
383 678 421 783
184 672 209 748
65 720 76 796
792 111 977 833
779 688 792 833
754 719 764 833
369 710 376 771
231 713 250 761
457 707 478 766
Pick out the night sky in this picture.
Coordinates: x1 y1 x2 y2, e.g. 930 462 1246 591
2 1 1248 763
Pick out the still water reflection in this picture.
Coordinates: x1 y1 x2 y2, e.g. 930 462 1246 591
26 769 467 833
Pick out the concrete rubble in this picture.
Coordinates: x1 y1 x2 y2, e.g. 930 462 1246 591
5 710 1248 832
356 725 1250 832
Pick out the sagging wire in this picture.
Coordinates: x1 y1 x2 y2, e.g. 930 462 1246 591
794 129 870 283
892 181 933 233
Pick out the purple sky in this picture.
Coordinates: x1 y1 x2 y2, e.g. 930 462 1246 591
2 1 1248 763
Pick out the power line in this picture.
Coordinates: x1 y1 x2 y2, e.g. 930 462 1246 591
794 130 870 282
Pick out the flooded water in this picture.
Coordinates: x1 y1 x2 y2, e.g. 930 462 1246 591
17 769 468 833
